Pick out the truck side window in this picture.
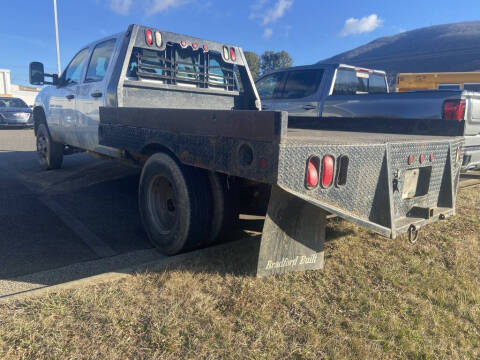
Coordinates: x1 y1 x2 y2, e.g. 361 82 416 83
369 74 388 93
62 48 89 85
256 72 284 99
281 70 323 99
85 39 116 83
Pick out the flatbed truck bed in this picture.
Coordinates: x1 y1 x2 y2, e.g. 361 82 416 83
99 107 464 276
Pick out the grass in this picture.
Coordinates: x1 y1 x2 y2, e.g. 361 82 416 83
0 186 479 359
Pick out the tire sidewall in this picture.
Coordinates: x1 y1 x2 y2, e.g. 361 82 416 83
36 123 51 169
139 153 192 255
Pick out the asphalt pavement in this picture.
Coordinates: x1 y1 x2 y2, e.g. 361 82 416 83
0 129 160 297
0 129 477 299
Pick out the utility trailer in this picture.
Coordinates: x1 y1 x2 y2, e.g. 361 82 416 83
29 24 465 276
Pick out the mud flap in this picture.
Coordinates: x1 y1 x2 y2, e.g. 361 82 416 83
256 185 326 277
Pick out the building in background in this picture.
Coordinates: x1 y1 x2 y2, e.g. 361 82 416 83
0 69 40 106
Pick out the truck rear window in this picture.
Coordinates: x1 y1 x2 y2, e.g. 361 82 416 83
332 69 387 95
127 44 242 92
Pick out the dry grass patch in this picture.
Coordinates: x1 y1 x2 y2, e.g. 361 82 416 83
0 186 479 359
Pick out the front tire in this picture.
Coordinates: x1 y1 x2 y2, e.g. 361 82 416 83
36 123 63 170
139 153 212 255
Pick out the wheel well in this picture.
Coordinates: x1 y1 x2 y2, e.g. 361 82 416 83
33 106 47 136
141 143 177 160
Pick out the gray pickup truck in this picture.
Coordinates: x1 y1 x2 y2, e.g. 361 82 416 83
256 63 480 170
29 24 464 277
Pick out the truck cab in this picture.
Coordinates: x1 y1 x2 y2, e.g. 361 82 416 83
255 63 388 116
30 24 259 163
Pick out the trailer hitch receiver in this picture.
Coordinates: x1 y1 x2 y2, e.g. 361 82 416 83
408 224 419 244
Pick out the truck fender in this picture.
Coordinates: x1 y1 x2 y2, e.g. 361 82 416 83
32 106 48 136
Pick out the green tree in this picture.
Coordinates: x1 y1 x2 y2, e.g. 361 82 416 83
244 51 260 79
260 50 293 75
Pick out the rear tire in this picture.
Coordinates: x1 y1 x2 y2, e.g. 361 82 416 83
36 123 63 170
139 153 212 255
206 172 239 245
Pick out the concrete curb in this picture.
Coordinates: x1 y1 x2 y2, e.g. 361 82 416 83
0 239 247 303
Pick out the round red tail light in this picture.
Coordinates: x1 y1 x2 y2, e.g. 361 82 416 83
230 47 236 61
145 29 153 46
321 155 334 188
306 160 319 188
408 155 414 165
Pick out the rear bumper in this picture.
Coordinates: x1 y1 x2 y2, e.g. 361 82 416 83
276 138 464 239
462 144 480 170
462 134 480 169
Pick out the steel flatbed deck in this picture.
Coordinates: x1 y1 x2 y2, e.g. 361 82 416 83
285 128 452 146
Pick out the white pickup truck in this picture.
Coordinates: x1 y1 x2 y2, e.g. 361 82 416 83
28 25 465 276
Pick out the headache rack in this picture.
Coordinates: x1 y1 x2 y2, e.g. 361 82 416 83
128 43 240 92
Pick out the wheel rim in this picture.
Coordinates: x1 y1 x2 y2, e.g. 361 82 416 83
37 133 48 162
147 175 178 235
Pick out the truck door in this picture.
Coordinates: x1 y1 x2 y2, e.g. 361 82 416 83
48 48 89 144
255 71 286 111
256 69 324 116
75 38 117 152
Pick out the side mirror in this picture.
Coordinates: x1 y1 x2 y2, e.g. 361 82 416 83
29 62 45 85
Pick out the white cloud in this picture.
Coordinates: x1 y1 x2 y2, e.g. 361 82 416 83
109 0 132 15
107 0 189 15
263 28 273 39
250 0 293 25
262 0 293 24
146 0 190 15
340 14 383 36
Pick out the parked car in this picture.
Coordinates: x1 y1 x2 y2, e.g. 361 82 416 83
256 63 480 169
0 97 33 127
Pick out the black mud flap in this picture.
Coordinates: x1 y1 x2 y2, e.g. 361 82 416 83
256 185 327 277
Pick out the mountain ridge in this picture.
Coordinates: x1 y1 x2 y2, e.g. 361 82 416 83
323 21 480 86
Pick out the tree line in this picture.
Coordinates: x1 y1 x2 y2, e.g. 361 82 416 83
243 50 293 79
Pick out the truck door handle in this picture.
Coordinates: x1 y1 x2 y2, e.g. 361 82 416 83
65 94 75 100
91 91 103 98
303 105 317 110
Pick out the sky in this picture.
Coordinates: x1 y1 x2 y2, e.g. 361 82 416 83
2 0 480 85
